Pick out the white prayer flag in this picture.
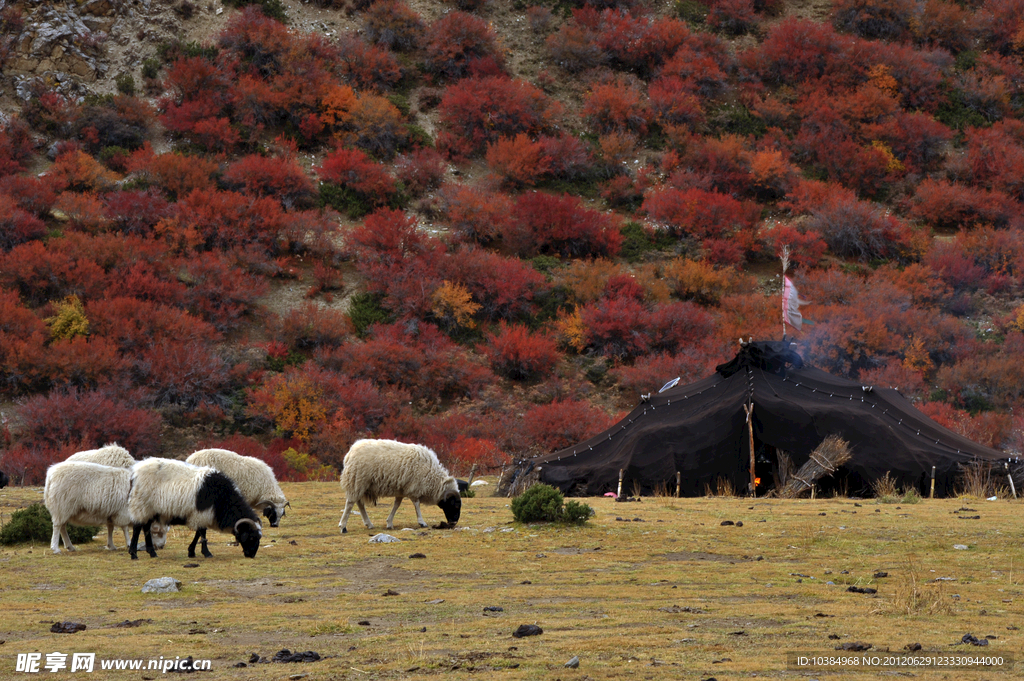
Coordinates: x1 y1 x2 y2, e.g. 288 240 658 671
782 276 808 331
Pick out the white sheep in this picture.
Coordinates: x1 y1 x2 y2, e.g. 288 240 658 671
43 460 166 554
338 439 462 534
128 458 263 560
65 443 136 469
184 448 288 527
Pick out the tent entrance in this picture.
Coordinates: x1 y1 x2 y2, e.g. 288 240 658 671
752 441 786 496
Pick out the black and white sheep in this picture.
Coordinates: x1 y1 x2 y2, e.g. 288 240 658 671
66 443 136 468
127 458 263 560
184 448 289 555
338 439 461 534
43 460 167 554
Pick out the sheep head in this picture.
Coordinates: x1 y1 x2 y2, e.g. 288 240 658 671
233 518 263 558
150 520 168 550
261 502 287 528
437 492 461 528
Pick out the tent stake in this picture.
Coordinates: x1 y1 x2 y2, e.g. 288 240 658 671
676 471 681 498
930 466 936 499
1006 463 1017 499
617 469 624 499
744 401 756 498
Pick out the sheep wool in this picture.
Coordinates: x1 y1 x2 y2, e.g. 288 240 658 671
43 460 165 554
66 443 136 468
185 448 288 527
339 439 462 533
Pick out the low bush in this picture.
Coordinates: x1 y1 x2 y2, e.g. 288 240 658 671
511 483 594 524
0 503 97 546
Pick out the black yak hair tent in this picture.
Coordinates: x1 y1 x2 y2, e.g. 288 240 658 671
508 341 1012 498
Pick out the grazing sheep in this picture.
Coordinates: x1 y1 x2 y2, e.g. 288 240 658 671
184 449 288 526
128 458 262 560
66 443 136 469
0 468 8 488
43 460 167 554
184 448 289 556
338 439 461 534
65 444 137 546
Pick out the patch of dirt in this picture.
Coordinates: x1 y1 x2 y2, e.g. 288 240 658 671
662 551 755 562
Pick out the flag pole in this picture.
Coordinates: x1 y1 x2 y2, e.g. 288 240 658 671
780 245 791 341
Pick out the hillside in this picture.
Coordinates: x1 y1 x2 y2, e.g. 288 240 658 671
1 0 1023 492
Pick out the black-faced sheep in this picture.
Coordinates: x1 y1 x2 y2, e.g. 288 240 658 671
44 460 167 554
184 448 288 555
0 468 8 488
127 458 262 560
338 439 461 534
66 443 136 468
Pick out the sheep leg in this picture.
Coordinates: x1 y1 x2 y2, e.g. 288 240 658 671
105 521 116 550
200 529 212 558
339 499 355 534
59 524 76 552
142 521 157 558
121 526 131 548
411 499 427 528
356 500 373 529
386 497 404 529
129 524 143 560
50 522 64 554
188 529 201 558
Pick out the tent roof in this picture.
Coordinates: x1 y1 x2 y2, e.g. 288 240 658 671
529 341 1008 497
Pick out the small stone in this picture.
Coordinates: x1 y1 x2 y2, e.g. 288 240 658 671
409 553 426 559
483 606 503 613
369 534 400 543
141 577 181 594
50 621 86 634
953 544 969 550
565 656 579 668
720 520 734 526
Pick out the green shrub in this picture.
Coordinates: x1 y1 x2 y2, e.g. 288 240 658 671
347 292 392 337
511 483 594 524
0 504 98 546
223 0 287 22
141 57 162 80
115 73 135 96
460 487 476 499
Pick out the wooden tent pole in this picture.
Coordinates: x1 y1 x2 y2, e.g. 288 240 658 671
1006 463 1017 499
930 466 936 499
467 463 478 487
676 471 681 498
617 469 624 499
744 401 756 498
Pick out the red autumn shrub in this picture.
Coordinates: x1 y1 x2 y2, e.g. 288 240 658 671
762 222 828 269
506 192 623 258
440 184 515 245
102 189 172 236
914 0 977 52
546 21 605 73
0 117 34 177
126 146 218 200
581 295 650 359
747 17 852 85
537 133 595 181
804 190 920 262
659 42 732 98
482 321 560 380
832 0 916 40
336 34 404 92
485 133 550 187
321 321 493 401
646 301 715 352
522 398 617 453
611 340 730 394
0 239 107 307
363 0 424 51
315 147 396 204
0 443 74 486
680 134 753 197
976 0 1024 54
141 339 231 411
907 178 1018 231
964 120 1024 201
444 435 507 472
174 252 268 331
441 246 547 320
643 187 759 240
0 288 47 393
857 359 926 396
16 387 162 457
394 147 447 196
168 188 285 253
0 174 57 216
582 80 649 136
423 10 504 82
87 296 219 354
863 111 952 174
923 242 986 293
648 77 705 129
436 76 561 159
708 0 757 34
0 193 46 250
105 261 186 308
222 154 317 208
43 336 128 391
278 302 354 350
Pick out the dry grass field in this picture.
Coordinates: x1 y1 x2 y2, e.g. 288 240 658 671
1 481 1021 679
